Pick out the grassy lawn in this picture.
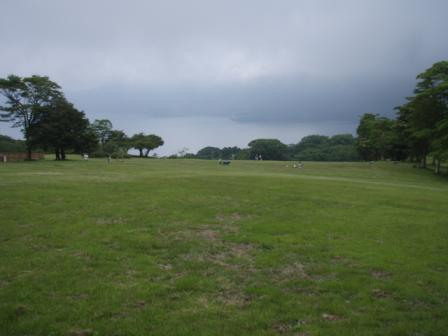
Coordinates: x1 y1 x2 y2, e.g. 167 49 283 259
1 158 447 335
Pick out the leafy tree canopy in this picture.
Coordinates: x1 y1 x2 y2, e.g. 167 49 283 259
0 75 64 159
248 139 288 160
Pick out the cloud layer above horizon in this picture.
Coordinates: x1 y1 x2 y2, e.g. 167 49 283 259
1 0 447 154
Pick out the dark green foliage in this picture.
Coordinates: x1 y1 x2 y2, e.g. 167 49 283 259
103 130 131 158
353 61 448 171
0 75 64 159
329 133 356 146
92 119 113 148
248 139 288 160
235 148 251 160
221 146 242 160
292 134 359 162
194 146 244 160
397 61 448 170
30 98 96 160
0 135 26 152
196 146 222 159
131 133 164 157
356 114 399 161
296 135 330 149
195 136 359 162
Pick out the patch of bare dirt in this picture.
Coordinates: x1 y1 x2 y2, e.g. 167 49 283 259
158 264 172 271
71 251 91 261
198 228 220 241
197 296 210 308
273 262 311 283
67 329 94 336
215 214 226 222
372 288 390 299
273 320 307 334
215 212 243 223
273 323 291 333
280 263 310 278
133 300 147 309
208 243 255 267
217 292 252 307
69 293 89 301
96 217 127 225
371 269 391 279
322 313 342 321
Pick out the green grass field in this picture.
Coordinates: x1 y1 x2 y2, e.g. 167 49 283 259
1 158 447 335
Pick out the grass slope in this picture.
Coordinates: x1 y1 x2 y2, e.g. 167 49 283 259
1 158 447 335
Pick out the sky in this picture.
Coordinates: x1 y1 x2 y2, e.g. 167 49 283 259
1 0 447 155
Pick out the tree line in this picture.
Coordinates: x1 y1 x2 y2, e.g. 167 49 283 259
1 61 446 169
0 75 164 160
194 134 359 161
193 61 447 174
356 61 447 174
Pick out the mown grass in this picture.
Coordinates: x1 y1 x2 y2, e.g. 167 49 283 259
0 158 447 335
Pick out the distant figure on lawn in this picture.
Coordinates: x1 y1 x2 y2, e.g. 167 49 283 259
218 159 231 165
83 154 89 161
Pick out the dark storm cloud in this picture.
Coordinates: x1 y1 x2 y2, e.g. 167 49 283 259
68 74 412 124
1 0 447 153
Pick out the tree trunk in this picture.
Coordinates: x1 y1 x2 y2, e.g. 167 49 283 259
435 158 441 175
24 129 32 160
144 149 149 157
61 147 66 160
55 148 61 161
139 149 143 157
420 155 427 169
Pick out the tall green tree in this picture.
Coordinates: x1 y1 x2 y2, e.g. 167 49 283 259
396 61 448 170
248 139 288 160
131 133 164 157
130 133 147 157
92 119 113 149
0 75 63 159
356 113 396 161
196 146 221 159
104 130 131 158
30 98 97 160
221 146 242 160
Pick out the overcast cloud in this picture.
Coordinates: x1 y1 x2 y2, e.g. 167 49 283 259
1 0 447 154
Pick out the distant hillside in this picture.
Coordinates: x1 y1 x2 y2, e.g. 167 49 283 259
0 134 26 152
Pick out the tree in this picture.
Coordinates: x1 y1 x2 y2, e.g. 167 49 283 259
131 133 164 157
0 75 63 159
292 135 330 160
289 134 359 162
221 146 242 160
356 113 396 161
248 139 288 160
196 146 221 159
104 130 131 158
30 98 96 160
329 134 355 146
131 133 146 157
296 135 330 149
92 119 113 149
395 61 448 170
0 134 26 152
